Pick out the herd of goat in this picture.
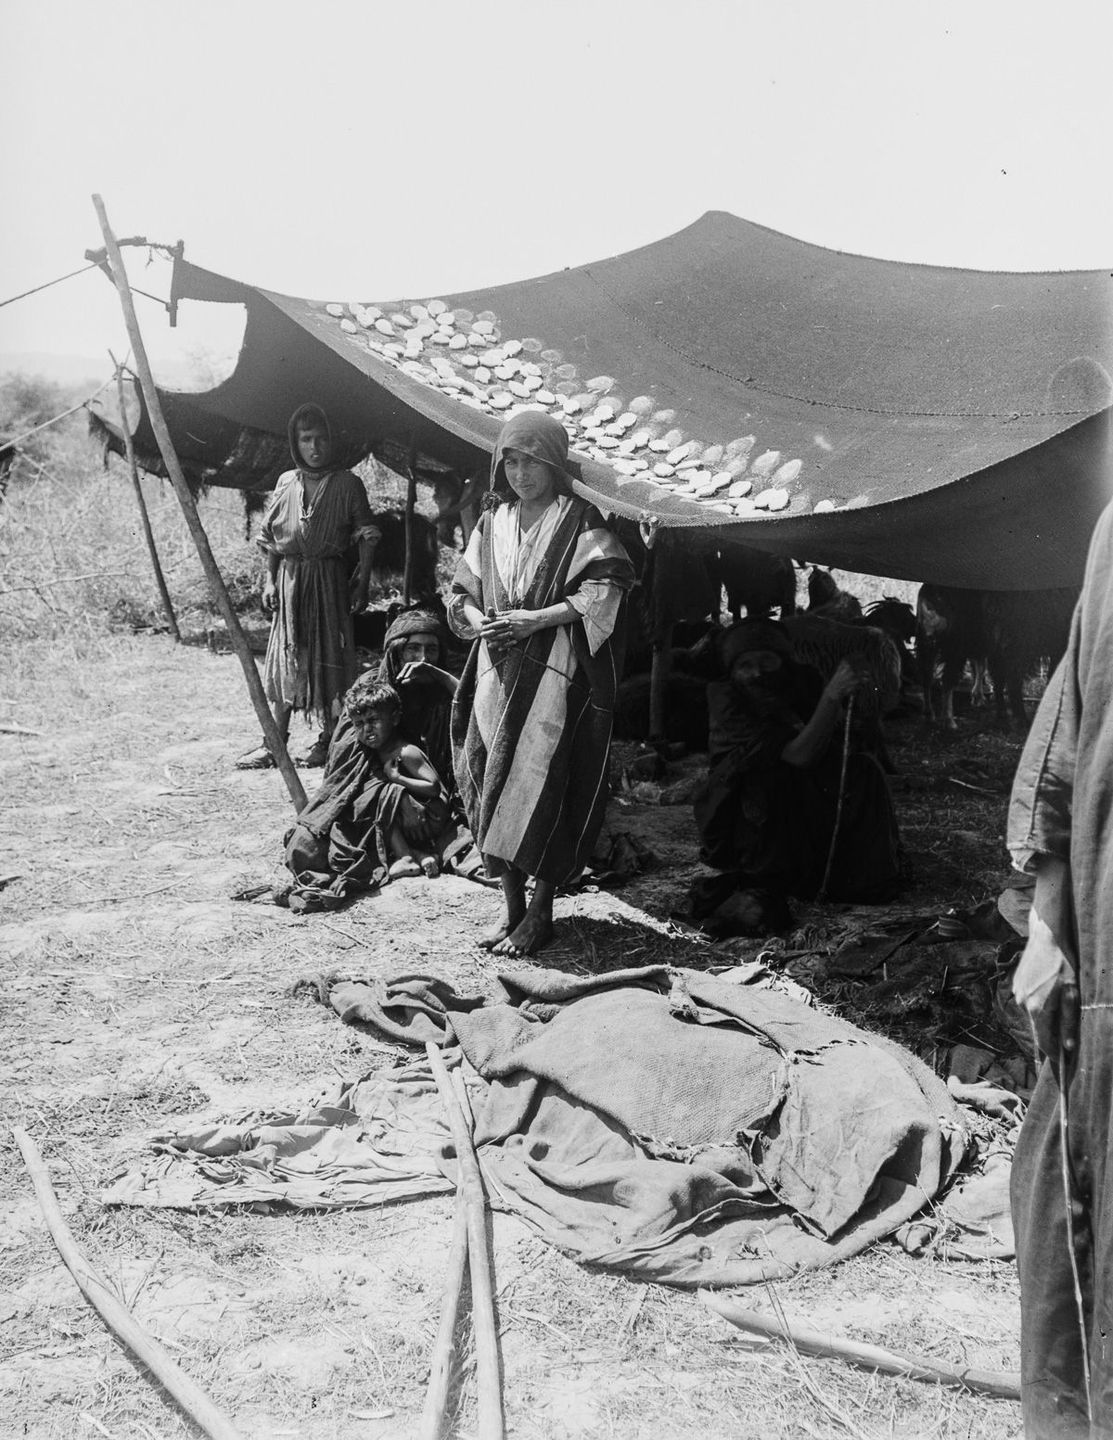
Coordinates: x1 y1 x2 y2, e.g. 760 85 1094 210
607 530 1077 750
349 501 1076 750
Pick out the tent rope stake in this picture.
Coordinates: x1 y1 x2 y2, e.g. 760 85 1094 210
92 194 306 811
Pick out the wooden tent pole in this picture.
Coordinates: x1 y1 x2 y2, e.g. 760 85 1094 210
418 1188 469 1440
110 356 181 642
699 1292 1021 1400
93 195 306 811
403 440 419 605
649 625 673 744
14 1128 246 1440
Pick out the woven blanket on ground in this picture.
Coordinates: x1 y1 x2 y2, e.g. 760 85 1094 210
104 967 967 1286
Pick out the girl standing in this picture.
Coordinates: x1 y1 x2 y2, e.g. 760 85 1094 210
449 411 634 955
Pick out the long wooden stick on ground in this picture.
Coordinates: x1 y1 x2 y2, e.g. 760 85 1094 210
425 1041 504 1440
92 195 306 811
419 1187 470 1440
14 1127 246 1440
111 357 181 642
699 1291 1021 1400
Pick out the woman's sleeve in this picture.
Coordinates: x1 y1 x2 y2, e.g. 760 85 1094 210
566 578 625 656
256 474 292 555
565 520 636 654
345 472 379 541
1007 598 1082 872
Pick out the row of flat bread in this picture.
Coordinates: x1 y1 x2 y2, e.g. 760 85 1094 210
319 298 840 515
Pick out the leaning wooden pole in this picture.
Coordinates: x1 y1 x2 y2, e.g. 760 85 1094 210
93 195 305 811
111 358 181 642
425 1042 504 1440
14 1128 246 1440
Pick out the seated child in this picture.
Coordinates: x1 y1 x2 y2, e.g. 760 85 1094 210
280 675 452 911
345 679 444 879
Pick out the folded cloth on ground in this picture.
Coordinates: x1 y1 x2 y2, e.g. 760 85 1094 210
105 966 967 1286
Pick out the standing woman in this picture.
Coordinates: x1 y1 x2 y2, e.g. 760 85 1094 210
237 403 381 769
449 410 634 955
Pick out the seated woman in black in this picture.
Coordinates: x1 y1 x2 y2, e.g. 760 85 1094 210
694 619 902 905
376 608 458 793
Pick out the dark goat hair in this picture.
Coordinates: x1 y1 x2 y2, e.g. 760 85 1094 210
806 568 862 622
916 584 1077 730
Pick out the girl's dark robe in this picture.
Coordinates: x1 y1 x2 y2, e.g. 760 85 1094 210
282 720 451 913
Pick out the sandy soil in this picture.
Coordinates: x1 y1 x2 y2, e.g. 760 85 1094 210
1 633 1025 1439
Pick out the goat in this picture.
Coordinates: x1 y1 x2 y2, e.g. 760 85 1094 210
720 545 797 621
806 567 862 622
916 584 1077 731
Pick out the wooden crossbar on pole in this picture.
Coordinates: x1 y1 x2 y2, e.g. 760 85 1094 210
93 195 306 811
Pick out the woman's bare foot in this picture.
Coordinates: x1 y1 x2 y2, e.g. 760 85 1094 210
478 871 526 949
388 856 421 879
491 910 554 957
492 880 555 956
478 905 524 949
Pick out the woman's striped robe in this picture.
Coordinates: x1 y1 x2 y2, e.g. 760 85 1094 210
449 496 633 885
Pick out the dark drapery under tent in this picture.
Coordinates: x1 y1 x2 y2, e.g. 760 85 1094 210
92 211 1113 588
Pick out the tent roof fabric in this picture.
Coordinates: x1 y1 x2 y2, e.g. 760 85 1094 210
143 211 1112 587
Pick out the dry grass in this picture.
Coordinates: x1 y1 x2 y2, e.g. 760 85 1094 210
0 427 1027 1439
0 417 260 646
1 631 1026 1440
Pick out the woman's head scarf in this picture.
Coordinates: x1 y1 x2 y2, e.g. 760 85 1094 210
377 608 449 684
489 410 575 501
287 403 334 475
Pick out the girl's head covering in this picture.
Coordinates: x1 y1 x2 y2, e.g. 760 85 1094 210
287 402 334 474
719 619 795 670
489 410 575 501
378 608 449 683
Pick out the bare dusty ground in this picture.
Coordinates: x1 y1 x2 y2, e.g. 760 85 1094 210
1 633 1025 1440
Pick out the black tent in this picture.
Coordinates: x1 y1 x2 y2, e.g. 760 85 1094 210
103 211 1113 588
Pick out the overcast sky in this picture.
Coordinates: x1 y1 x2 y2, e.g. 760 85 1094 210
3 0 1111 381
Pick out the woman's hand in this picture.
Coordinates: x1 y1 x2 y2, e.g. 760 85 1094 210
1013 854 1077 1060
348 578 369 615
824 657 869 704
1014 912 1078 1059
480 609 538 645
395 660 437 685
262 578 278 614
